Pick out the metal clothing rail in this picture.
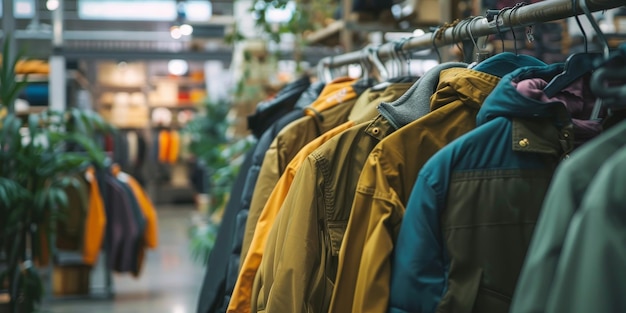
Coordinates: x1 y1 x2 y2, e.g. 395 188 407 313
318 0 624 69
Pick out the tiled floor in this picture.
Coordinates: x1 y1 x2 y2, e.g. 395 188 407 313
42 205 205 313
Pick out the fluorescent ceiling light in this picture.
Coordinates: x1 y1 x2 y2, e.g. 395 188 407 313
168 59 189 76
79 0 178 21
185 1 213 22
78 0 213 21
15 0 35 18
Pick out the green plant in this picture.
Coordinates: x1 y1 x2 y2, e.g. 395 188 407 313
0 37 112 312
0 37 29 115
183 99 253 264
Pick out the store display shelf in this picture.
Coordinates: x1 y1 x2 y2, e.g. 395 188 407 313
149 103 199 110
150 76 206 87
304 20 345 45
16 106 47 116
16 73 49 83
97 85 145 93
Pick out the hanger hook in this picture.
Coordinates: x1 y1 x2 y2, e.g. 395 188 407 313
390 41 401 78
495 7 510 53
368 46 389 81
507 6 519 55
317 59 328 83
579 0 610 59
360 48 371 81
451 19 465 59
432 28 442 63
572 0 589 53
395 37 411 76
466 17 481 55
327 56 336 82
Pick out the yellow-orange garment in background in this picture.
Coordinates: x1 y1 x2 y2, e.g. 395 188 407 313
227 121 354 313
240 77 358 265
82 167 107 265
168 131 180 164
158 130 171 163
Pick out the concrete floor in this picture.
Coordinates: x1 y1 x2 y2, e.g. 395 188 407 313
42 205 205 313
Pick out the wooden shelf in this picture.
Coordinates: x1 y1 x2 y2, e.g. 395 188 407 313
304 21 345 45
150 76 205 87
16 73 49 83
97 85 145 93
149 103 199 110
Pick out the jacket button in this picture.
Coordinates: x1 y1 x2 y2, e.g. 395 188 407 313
563 132 569 138
519 138 530 147
372 127 380 135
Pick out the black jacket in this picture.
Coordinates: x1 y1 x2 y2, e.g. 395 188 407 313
196 147 255 313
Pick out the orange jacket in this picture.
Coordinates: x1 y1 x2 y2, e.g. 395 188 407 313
82 167 107 265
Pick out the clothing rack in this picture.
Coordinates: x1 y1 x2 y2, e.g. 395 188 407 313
318 0 623 69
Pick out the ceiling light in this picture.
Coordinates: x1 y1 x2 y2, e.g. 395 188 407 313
180 24 193 36
168 59 188 76
46 0 59 11
170 26 182 39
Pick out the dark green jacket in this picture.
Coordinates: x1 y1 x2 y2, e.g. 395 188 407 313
511 120 626 313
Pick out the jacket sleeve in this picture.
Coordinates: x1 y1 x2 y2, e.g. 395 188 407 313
389 173 446 313
545 149 626 313
242 139 281 264
82 168 107 265
509 160 579 313
255 158 324 312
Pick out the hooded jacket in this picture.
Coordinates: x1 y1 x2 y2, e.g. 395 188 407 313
330 67 502 313
388 64 601 313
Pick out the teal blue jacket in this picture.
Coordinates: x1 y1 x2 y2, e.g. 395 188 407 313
388 63 601 313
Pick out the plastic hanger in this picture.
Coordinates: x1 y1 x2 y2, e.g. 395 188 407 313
543 0 607 98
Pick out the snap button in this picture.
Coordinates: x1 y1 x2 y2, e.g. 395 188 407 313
563 132 569 138
372 127 380 135
519 138 530 147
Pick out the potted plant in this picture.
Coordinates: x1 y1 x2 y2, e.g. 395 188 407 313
0 38 111 312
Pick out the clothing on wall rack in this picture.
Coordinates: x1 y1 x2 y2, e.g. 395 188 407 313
198 0 626 313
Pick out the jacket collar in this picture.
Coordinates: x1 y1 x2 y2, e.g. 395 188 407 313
429 67 501 112
477 64 567 126
248 76 311 137
295 82 325 109
477 63 605 158
472 52 546 78
377 62 468 130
